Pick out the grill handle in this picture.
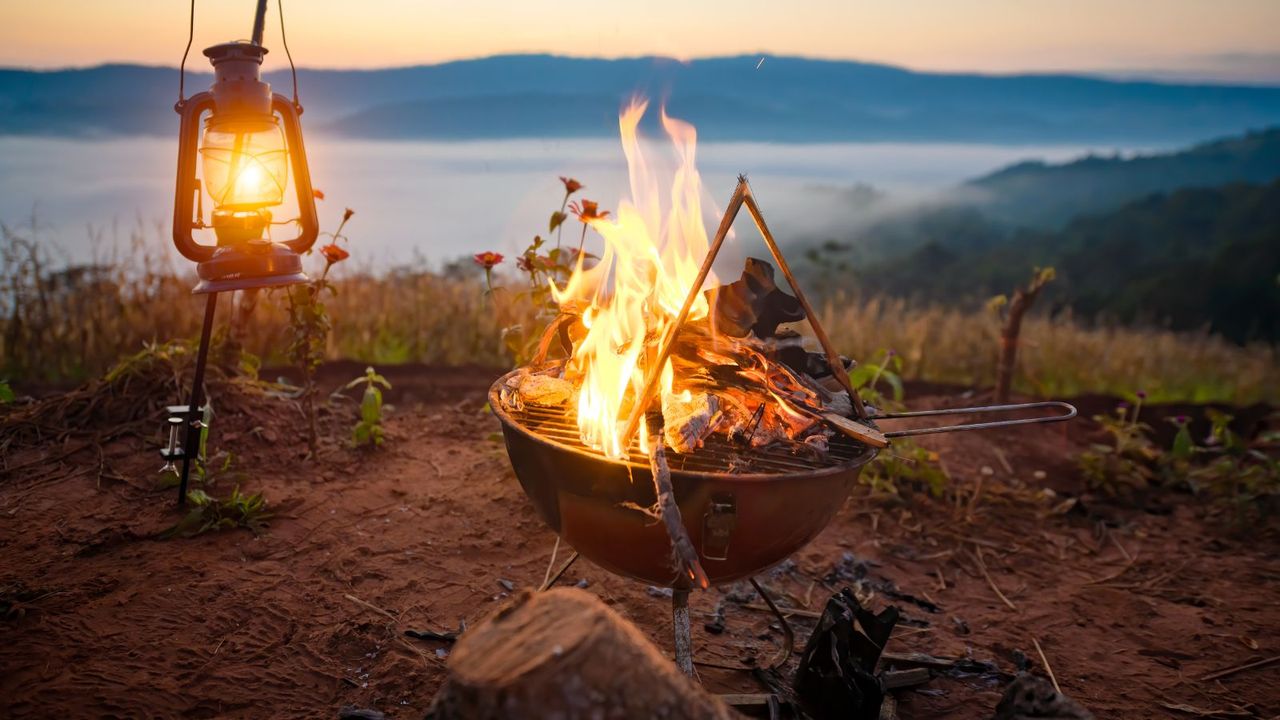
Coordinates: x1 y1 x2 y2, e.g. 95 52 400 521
874 401 1077 439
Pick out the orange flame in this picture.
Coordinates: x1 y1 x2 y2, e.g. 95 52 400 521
551 99 718 459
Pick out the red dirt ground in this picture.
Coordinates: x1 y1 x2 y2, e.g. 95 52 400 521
1 361 1277 719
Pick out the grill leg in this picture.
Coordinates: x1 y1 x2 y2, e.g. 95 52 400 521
750 577 795 671
177 292 218 508
673 588 694 676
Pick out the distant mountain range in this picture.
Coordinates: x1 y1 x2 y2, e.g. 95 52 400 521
965 127 1280 228
798 127 1280 342
2 54 1280 144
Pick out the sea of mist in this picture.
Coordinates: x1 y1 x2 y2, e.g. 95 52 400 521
0 136 1158 273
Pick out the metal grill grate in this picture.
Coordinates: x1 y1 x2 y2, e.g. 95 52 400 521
510 403 871 475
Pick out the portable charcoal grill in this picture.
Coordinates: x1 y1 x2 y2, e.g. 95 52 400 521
492 377 878 587
490 176 1077 677
492 376 1074 588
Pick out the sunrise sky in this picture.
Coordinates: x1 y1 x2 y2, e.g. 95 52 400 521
2 0 1279 82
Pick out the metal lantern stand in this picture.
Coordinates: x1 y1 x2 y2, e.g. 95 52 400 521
168 0 318 507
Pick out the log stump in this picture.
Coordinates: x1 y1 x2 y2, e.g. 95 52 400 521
427 588 737 719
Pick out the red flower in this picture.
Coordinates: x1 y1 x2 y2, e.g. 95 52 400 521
518 253 555 273
313 188 326 201
559 176 583 195
569 199 610 223
473 251 504 270
343 207 355 222
321 243 349 264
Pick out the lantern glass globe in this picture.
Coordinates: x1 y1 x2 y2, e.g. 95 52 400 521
200 118 289 210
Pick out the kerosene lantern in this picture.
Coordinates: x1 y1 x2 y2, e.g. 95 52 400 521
167 0 318 506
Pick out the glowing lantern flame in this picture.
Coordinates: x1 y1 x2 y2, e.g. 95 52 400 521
551 99 719 459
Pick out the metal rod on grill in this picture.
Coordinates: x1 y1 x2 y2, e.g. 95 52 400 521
618 177 749 452
741 187 869 420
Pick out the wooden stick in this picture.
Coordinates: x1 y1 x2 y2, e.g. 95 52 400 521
743 602 822 619
1199 655 1280 683
618 179 749 452
973 548 1018 611
672 589 695 676
883 668 932 690
648 414 709 590
540 536 561 589
742 188 869 420
1032 636 1061 694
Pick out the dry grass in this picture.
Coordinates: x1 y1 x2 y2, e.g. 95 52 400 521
1 222 1275 405
821 293 1277 404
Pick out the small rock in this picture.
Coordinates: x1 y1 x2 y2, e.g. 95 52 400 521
992 672 1094 719
498 578 515 592
338 707 385 720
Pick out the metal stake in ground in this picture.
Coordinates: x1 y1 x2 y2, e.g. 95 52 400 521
177 291 218 507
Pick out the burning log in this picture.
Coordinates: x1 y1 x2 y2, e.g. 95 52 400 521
661 391 720 454
427 588 735 719
499 369 575 411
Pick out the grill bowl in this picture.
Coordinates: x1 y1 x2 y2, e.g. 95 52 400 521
490 370 879 588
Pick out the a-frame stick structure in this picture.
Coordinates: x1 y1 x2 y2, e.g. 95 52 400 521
619 176 874 453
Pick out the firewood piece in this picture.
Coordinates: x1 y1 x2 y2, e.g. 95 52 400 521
822 413 889 449
514 373 575 407
427 588 735 720
705 257 805 338
647 412 710 589
882 668 932 690
662 392 720 453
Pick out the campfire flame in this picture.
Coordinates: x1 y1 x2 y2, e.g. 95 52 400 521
551 99 720 459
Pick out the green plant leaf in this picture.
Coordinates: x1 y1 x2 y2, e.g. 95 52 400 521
549 211 568 233
0 380 14 403
848 363 879 390
1171 425 1194 460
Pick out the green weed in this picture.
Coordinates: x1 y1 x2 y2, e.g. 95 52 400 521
162 485 271 539
346 366 392 448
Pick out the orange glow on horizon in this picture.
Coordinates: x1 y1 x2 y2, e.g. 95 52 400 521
2 0 1278 84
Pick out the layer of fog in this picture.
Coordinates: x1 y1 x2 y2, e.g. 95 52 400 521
0 136 1153 275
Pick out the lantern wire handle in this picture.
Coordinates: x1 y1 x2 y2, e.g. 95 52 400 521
178 0 196 104
278 0 300 106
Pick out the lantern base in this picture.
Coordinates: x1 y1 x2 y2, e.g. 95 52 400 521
193 239 309 294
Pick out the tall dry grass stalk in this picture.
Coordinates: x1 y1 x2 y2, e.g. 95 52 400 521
821 292 1277 404
1 222 1275 405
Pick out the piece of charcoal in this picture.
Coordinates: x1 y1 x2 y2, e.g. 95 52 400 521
705 257 805 338
794 587 900 720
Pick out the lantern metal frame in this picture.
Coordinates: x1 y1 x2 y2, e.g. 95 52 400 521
168 0 318 506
